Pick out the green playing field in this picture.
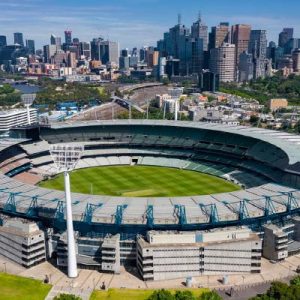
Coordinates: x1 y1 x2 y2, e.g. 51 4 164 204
39 165 240 197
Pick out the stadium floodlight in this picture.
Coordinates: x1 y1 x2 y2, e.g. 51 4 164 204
50 144 84 278
174 99 179 121
21 93 36 125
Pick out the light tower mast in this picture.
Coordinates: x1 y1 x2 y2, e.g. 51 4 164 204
21 93 36 125
50 144 84 278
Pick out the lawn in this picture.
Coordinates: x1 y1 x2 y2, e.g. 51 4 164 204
90 288 208 300
39 165 240 197
0 273 51 300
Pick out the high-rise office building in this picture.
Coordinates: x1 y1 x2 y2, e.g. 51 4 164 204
248 30 268 79
91 38 119 65
26 40 35 55
292 49 300 73
278 28 294 54
73 38 79 45
279 28 294 48
231 24 251 65
147 49 159 68
209 43 236 82
0 35 7 47
79 42 91 60
199 70 219 92
121 48 129 57
157 16 191 74
119 56 130 70
140 47 148 62
43 44 57 63
67 51 77 68
284 38 300 55
191 14 208 51
64 31 72 45
239 51 254 82
14 32 24 46
209 23 230 50
50 34 62 49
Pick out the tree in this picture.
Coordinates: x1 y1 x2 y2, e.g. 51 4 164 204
290 276 300 286
250 280 300 300
53 294 82 300
199 291 222 300
174 290 196 300
147 289 175 300
294 121 300 134
250 115 259 125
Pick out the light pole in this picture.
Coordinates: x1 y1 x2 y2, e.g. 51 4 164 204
146 99 149 120
21 93 36 125
174 99 179 121
50 144 84 278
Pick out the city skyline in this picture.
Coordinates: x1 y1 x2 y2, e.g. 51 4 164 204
1 0 300 49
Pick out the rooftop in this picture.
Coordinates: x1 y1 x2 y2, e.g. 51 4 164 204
50 120 300 165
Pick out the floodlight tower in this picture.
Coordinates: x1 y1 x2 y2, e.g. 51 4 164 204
174 99 179 121
21 93 36 125
50 144 84 278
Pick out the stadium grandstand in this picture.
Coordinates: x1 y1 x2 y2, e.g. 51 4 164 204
1 120 300 280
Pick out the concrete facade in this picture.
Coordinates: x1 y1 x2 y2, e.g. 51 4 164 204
263 224 289 261
0 218 46 268
209 43 236 82
137 227 262 281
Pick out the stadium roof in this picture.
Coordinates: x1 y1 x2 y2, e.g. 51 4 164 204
51 120 300 165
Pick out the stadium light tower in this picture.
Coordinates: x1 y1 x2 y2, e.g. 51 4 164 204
21 93 36 125
50 144 84 278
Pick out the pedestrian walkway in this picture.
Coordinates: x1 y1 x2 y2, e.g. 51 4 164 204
1 254 300 299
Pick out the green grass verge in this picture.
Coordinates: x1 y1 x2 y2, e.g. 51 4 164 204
90 288 209 300
39 165 240 197
0 273 52 300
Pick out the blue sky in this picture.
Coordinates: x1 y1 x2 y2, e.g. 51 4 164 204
1 0 300 49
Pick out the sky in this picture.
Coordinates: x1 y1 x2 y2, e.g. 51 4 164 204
0 0 300 49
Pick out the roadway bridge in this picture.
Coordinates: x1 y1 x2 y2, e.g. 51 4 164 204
112 96 145 113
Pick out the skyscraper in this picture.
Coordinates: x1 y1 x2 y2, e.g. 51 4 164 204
91 38 119 65
64 31 72 45
79 42 91 60
248 30 268 79
279 28 294 54
26 40 35 55
239 52 254 82
0 35 7 47
292 49 300 73
43 44 57 63
50 34 62 48
191 13 208 51
209 23 230 50
209 43 236 82
14 32 24 46
231 24 251 65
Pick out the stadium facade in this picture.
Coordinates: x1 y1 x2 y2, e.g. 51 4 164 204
1 120 300 280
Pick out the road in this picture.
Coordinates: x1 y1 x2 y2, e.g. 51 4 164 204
70 83 169 121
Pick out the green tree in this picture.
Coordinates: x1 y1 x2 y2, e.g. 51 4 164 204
250 115 259 125
0 84 15 94
199 291 222 300
250 280 300 300
290 276 300 286
294 121 300 134
175 290 196 300
147 289 175 300
53 294 82 300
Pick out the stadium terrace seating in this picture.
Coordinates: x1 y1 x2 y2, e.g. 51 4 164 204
14 172 43 185
20 140 50 155
0 121 299 231
31 155 53 166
